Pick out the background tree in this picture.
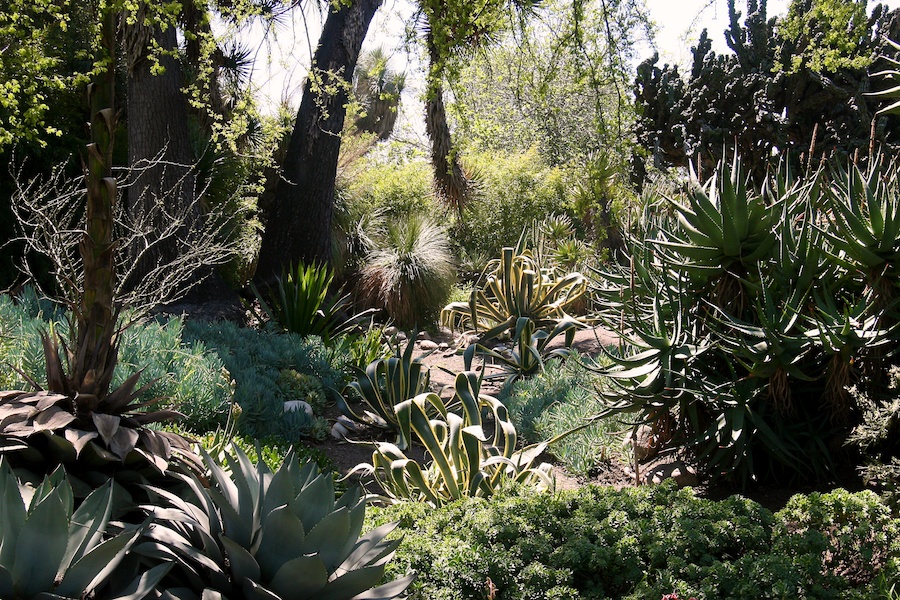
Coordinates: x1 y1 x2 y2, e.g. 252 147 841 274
255 0 382 281
634 0 900 182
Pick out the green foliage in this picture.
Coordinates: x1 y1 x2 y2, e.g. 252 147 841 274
463 316 582 384
0 458 169 599
340 337 430 449
369 482 899 599
848 366 900 508
593 157 900 486
776 0 872 74
452 148 571 263
143 445 413 599
500 353 623 476
339 153 434 221
183 319 346 442
352 372 552 507
359 212 456 328
251 261 363 344
0 292 233 434
634 2 900 179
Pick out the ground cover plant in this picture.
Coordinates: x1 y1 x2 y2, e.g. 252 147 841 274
369 482 900 600
499 352 624 477
182 319 346 441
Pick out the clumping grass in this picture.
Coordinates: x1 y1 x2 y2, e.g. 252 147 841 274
499 353 625 477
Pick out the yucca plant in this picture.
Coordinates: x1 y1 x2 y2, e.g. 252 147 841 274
441 243 587 340
141 445 412 599
358 213 455 328
463 316 582 384
350 372 553 507
0 458 170 599
339 337 430 449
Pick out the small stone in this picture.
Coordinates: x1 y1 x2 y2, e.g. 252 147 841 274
419 340 438 350
336 415 359 432
438 342 449 350
417 331 430 340
331 422 349 440
384 326 399 337
396 332 407 341
283 400 314 419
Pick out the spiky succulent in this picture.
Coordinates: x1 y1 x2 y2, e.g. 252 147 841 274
351 372 553 507
441 244 587 340
0 330 198 493
0 457 170 599
141 445 412 599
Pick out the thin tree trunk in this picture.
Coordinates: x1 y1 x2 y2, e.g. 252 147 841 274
425 39 468 215
255 0 382 283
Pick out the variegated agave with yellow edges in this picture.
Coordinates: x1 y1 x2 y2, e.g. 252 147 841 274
351 371 553 507
441 244 587 341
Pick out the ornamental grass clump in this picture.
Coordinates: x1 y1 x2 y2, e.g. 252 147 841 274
358 213 455 328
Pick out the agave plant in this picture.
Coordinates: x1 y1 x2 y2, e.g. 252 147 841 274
141 445 412 599
350 372 553 507
463 316 582 384
339 337 430 449
441 244 587 340
0 458 170 599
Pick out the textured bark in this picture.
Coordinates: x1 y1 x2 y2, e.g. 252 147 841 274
255 0 382 283
425 40 468 215
125 21 198 287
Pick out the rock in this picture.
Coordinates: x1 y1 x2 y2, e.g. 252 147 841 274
384 326 399 337
623 425 659 461
645 460 699 488
438 342 449 350
283 400 313 419
419 340 439 350
395 332 407 341
417 331 430 340
331 422 349 440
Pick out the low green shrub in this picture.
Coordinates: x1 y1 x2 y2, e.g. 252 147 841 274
183 319 347 441
500 354 623 476
368 483 900 600
848 366 900 509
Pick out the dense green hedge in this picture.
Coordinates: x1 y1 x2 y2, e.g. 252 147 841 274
368 483 900 599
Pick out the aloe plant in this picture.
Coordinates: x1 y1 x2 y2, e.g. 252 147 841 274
142 445 412 599
339 337 430 449
350 372 553 507
0 458 169 599
441 244 587 340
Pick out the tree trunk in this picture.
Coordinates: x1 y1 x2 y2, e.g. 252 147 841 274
124 20 198 287
425 39 469 216
255 0 382 283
